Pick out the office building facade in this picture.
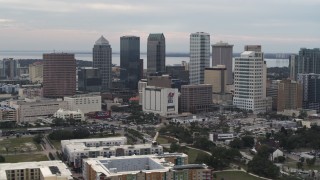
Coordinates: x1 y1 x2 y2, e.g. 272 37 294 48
189 32 210 84
298 73 320 112
1 58 18 79
277 79 303 112
93 36 112 91
212 42 233 84
297 48 320 75
289 54 299 80
147 33 166 74
64 94 101 114
43 53 76 98
29 61 43 83
78 67 102 92
233 47 268 113
142 86 178 117
120 36 141 90
180 84 212 114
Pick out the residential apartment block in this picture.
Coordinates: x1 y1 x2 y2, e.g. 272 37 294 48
0 161 72 180
82 154 212 180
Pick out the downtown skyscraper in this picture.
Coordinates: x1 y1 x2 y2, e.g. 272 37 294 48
43 53 76 98
233 45 269 113
147 33 165 74
189 32 210 84
93 36 112 91
120 36 141 90
212 41 233 85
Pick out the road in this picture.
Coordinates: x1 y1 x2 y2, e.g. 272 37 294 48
42 136 59 160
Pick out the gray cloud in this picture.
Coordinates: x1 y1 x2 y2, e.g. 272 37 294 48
0 0 319 53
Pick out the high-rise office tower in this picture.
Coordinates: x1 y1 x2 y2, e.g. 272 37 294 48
120 36 140 90
93 36 112 91
43 53 76 98
78 67 102 92
212 42 233 84
29 61 43 83
289 54 299 80
189 32 210 84
147 33 165 74
1 58 18 79
204 65 227 94
267 79 303 112
233 46 268 113
297 48 320 75
298 73 320 112
181 84 212 114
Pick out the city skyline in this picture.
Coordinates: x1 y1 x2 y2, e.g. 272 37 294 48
0 0 319 53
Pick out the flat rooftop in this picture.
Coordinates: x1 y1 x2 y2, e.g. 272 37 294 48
86 156 172 177
0 161 72 180
65 143 162 153
61 137 127 146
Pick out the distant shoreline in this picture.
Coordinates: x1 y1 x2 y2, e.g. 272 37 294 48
0 51 291 59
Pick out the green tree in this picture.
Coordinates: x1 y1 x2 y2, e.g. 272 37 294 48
52 118 65 126
296 162 303 169
229 138 243 149
241 136 254 148
257 145 272 159
0 155 5 163
306 158 316 166
194 153 210 164
170 142 180 152
33 134 44 144
73 128 90 139
193 137 216 151
247 156 280 179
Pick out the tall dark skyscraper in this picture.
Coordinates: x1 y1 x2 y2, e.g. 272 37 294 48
297 48 320 75
298 73 320 112
43 53 76 98
120 36 141 90
78 67 102 92
93 36 112 91
212 42 233 85
147 33 165 74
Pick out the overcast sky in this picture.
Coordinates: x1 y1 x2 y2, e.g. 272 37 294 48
0 0 319 53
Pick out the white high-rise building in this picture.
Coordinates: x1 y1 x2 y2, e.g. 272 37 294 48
233 46 268 113
189 32 210 84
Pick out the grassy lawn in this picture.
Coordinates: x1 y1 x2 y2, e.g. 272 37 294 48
0 137 41 153
157 136 169 144
156 136 177 144
178 147 209 164
284 160 320 170
3 154 48 163
214 171 265 180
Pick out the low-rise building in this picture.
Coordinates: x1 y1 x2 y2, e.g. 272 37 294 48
0 161 72 180
0 106 16 121
64 143 163 168
61 137 127 153
277 109 317 117
18 85 43 98
82 154 212 180
54 108 85 121
64 94 101 114
11 98 68 123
